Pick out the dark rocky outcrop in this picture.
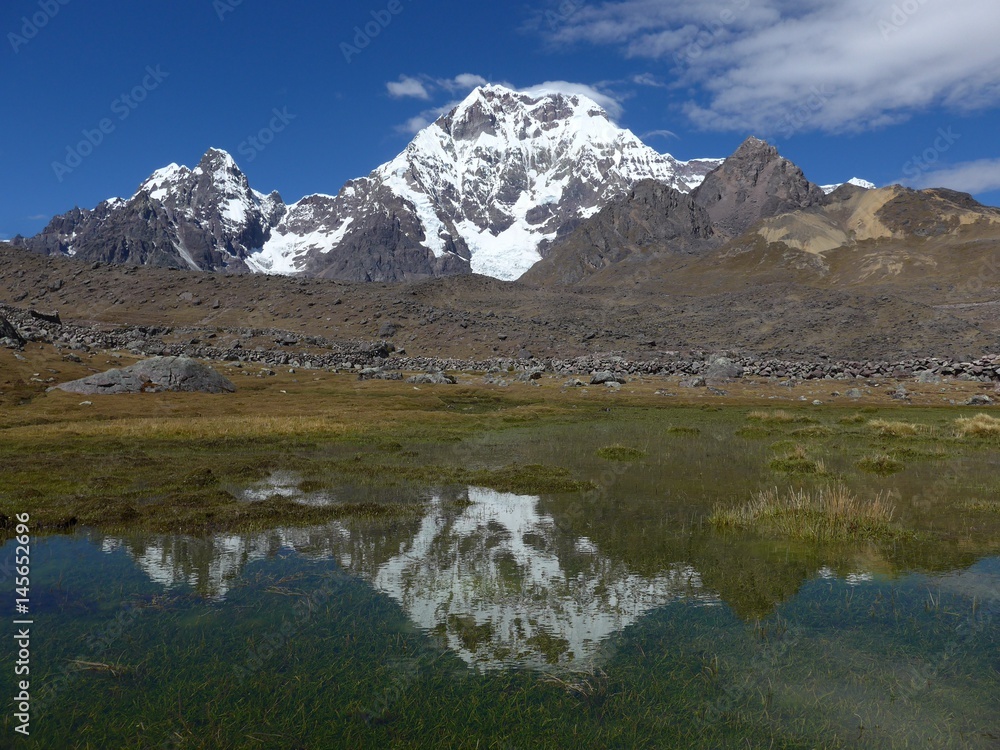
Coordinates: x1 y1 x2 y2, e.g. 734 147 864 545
53 356 235 395
0 313 24 348
523 180 717 285
691 137 825 238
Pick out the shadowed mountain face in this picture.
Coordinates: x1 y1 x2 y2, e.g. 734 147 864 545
522 180 718 286
12 149 283 273
691 137 826 238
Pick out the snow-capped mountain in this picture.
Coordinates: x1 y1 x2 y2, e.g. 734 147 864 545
14 148 285 272
820 177 877 195
14 85 723 281
251 84 723 280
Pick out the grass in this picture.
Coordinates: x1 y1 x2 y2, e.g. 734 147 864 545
961 499 1000 513
769 446 829 475
596 444 647 462
838 413 867 425
868 419 932 438
747 410 814 424
955 413 1000 438
857 454 906 475
710 486 903 542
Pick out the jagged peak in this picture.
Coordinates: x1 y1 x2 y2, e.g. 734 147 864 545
731 136 780 160
199 147 239 167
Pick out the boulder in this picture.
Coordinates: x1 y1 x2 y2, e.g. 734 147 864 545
590 371 626 385
0 314 25 349
679 377 707 388
516 369 544 383
53 356 235 395
915 370 943 385
407 372 456 385
705 356 743 381
966 395 994 406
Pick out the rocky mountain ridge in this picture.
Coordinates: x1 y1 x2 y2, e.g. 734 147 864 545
13 85 725 283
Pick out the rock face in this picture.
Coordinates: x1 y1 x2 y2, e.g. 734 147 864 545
54 357 235 395
15 150 283 272
0 313 24 348
691 137 825 238
523 180 717 285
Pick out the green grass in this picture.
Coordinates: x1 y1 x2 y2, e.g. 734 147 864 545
857 454 906 475
769 446 829 475
596 444 647 461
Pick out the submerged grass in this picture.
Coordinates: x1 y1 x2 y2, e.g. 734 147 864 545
769 445 830 475
747 410 815 424
596 444 647 462
710 486 902 542
857 454 906 476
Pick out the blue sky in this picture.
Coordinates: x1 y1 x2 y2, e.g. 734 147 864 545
4 0 1000 240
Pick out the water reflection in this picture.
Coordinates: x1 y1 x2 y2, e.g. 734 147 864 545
100 488 723 669
370 489 718 670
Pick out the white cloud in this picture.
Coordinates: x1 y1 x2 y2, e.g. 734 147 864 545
439 73 489 92
542 0 1000 135
640 129 678 142
386 75 431 100
395 101 462 135
906 159 1000 195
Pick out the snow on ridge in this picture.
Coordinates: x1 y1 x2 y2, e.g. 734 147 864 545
821 177 877 195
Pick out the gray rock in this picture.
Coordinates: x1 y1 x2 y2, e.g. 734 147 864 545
378 322 398 338
680 377 707 388
407 372 456 385
516 368 544 383
845 388 864 399
358 367 402 381
564 378 586 388
591 371 626 385
890 386 911 401
705 356 743 381
966 395 994 406
53 356 236 395
915 370 943 384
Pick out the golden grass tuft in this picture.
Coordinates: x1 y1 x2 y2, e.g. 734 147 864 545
710 486 900 541
867 419 932 438
955 413 1000 438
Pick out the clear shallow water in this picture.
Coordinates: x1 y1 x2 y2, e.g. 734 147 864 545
3 413 1000 748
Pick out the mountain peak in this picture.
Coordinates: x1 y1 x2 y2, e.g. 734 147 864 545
197 147 240 173
692 138 825 237
732 136 779 160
